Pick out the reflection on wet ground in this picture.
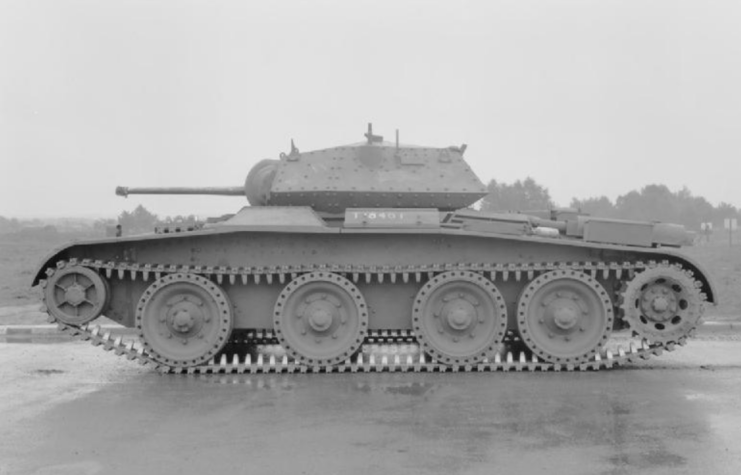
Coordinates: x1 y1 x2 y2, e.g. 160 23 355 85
2 342 741 475
8 370 741 474
182 371 709 474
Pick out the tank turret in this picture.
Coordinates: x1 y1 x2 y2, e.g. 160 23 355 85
116 124 487 213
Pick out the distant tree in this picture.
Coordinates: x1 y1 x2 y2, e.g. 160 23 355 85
713 202 741 228
572 185 719 230
16 224 58 239
0 216 21 234
673 187 714 229
570 196 617 218
93 218 116 232
614 184 677 223
93 218 117 237
481 177 554 212
118 205 158 235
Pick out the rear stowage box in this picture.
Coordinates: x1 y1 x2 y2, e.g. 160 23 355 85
582 218 653 247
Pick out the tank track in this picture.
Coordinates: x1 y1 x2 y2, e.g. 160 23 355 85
40 258 706 374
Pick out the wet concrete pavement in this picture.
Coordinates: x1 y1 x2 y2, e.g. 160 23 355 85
2 339 741 475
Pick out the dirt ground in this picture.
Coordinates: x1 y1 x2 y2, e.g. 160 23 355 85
0 231 738 326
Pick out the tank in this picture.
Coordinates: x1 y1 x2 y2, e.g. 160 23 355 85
33 124 717 373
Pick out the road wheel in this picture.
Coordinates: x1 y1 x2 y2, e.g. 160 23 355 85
136 273 233 367
412 271 507 366
273 272 369 366
517 269 613 365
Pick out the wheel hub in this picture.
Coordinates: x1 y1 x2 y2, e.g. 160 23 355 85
640 285 676 322
552 305 580 330
541 291 585 332
306 304 335 332
172 309 196 332
652 296 669 312
444 301 475 330
64 284 87 307
165 295 206 335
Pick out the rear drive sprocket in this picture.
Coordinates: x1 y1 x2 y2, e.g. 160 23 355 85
620 265 704 344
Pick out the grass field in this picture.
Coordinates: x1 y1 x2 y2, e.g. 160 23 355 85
0 230 738 325
680 235 741 319
0 233 58 307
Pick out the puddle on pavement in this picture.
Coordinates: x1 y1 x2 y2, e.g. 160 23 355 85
2 335 72 344
32 369 66 375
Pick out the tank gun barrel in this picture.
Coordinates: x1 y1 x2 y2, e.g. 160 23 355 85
115 158 279 206
116 186 245 197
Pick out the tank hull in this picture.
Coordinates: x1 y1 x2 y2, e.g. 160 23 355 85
36 224 715 326
34 207 715 371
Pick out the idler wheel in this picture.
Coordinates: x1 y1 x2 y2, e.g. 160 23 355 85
273 272 369 366
620 266 704 344
516 270 613 365
43 264 109 326
136 273 233 367
412 271 507 366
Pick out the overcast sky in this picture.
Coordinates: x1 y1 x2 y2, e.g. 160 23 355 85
1 0 740 219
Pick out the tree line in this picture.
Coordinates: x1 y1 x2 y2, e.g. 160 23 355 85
481 178 739 231
0 206 197 236
97 205 198 235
